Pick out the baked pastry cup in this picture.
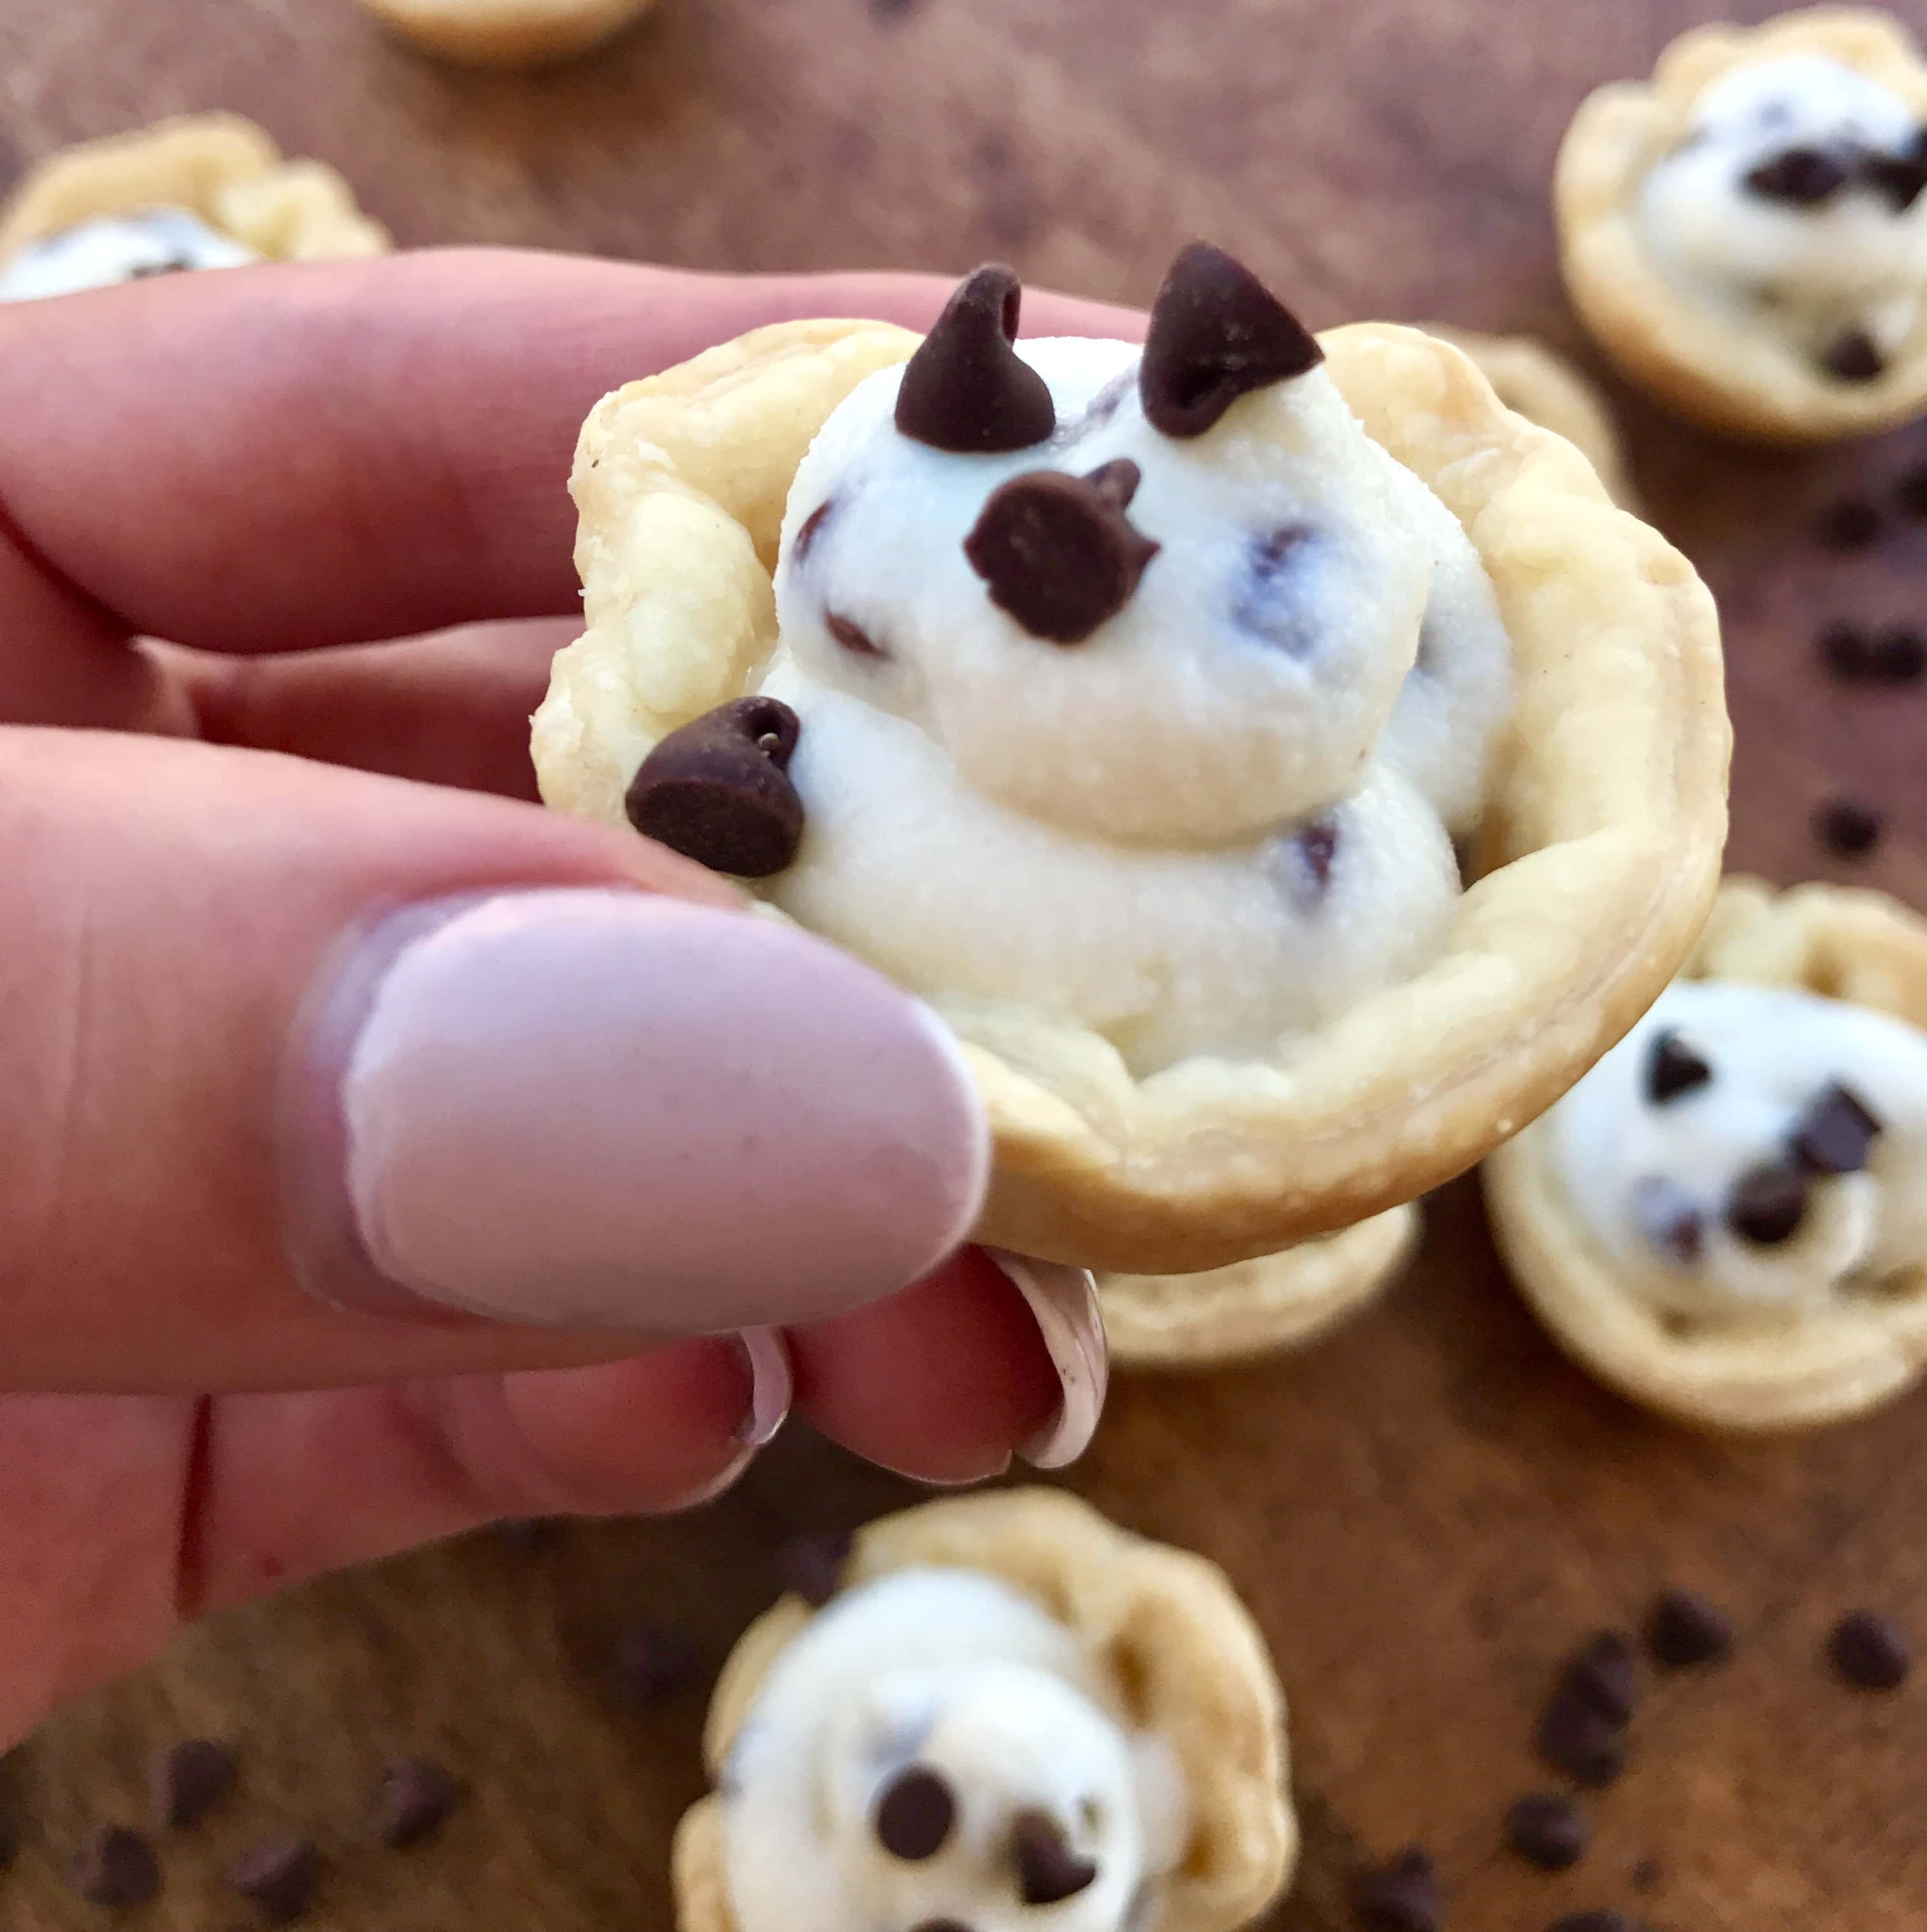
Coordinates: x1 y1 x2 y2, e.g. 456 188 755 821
533 251 1729 1274
355 0 657 68
1556 8 1927 442
1485 877 1927 1431
1097 1205 1419 1369
1421 326 1639 511
673 1488 1294 1932
0 115 388 281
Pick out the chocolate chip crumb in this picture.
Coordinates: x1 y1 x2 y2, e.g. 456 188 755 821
229 1837 321 1924
825 610 889 659
874 1767 956 1862
1894 460 1927 519
895 263 1056 452
610 1621 701 1706
71 1827 161 1910
1549 1914 1648 1932
1013 1809 1099 1905
1819 328 1886 384
1727 1161 1811 1246
625 695 804 878
1829 1611 1912 1691
1505 1792 1590 1871
1814 498 1882 550
1630 1855 1662 1892
154 1738 237 1831
1813 795 1883 857
1646 1029 1711 1104
1645 1588 1735 1668
1745 145 1851 204
376 1758 459 1849
964 465 1160 643
1140 242 1322 438
779 1530 853 1605
1789 1082 1883 1175
1354 1846 1440 1932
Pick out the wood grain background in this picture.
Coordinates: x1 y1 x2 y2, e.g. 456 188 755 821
3 0 1926 1928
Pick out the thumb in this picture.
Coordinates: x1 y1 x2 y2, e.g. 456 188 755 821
1 729 988 1393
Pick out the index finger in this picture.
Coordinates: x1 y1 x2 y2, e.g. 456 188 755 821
0 247 1143 658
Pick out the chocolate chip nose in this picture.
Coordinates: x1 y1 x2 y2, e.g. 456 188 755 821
963 462 1160 644
1012 1810 1098 1906
1725 1160 1810 1248
1788 1082 1883 1176
623 695 804 878
1139 241 1323 438
895 264 1057 454
874 1765 957 1862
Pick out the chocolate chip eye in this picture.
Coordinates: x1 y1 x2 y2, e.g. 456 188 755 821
1139 242 1322 438
874 1766 957 1862
1725 1161 1811 1247
1743 145 1851 205
894 264 1057 454
1012 1810 1099 1906
1632 1176 1705 1267
1788 1082 1882 1175
1645 1029 1712 1105
624 696 804 878
1819 328 1886 384
1861 131 1927 212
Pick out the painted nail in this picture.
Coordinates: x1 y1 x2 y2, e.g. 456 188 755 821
736 1327 794 1449
985 1250 1109 1468
282 890 990 1334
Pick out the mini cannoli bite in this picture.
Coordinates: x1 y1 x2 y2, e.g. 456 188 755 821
533 244 1728 1274
673 1490 1294 1932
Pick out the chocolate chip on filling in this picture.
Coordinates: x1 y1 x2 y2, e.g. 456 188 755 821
894 263 1057 453
624 695 804 877
875 1766 958 1862
1644 1028 1712 1104
0 207 260 303
1012 1809 1100 1905
1725 1159 1813 1246
1789 1082 1883 1175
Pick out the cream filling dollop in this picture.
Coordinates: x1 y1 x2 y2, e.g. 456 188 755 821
720 1568 1188 1932
1548 980 1927 1322
1639 54 1927 371
755 336 1510 1075
0 208 259 302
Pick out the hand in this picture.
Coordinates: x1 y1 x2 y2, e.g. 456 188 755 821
0 249 1129 1747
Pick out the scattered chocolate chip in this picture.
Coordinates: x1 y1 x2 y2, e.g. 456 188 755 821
1013 1810 1098 1905
1813 497 1881 550
1353 1845 1441 1932
1813 795 1883 857
70 1827 161 1910
609 1621 701 1706
1645 1588 1735 1668
779 1530 853 1605
229 1837 321 1925
963 465 1160 643
1505 1792 1590 1871
874 1766 956 1862
1829 1611 1912 1690
1646 1029 1712 1104
894 263 1056 452
1726 1161 1811 1246
1564 1632 1640 1726
1235 522 1318 654
1869 625 1926 683
1139 241 1322 438
824 610 889 659
154 1737 237 1830
1629 1855 1663 1892
1789 1082 1883 1175
1293 816 1340 896
1744 145 1851 204
1631 1176 1704 1266
1894 459 1927 519
1819 328 1886 384
376 1758 459 1849
625 696 804 878
790 497 838 564
1549 1914 1648 1932
1863 136 1927 212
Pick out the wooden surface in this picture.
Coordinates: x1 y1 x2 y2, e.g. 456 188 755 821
4 0 1927 1928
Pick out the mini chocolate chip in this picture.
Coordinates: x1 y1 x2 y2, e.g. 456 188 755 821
1013 1810 1098 1906
1549 1914 1649 1932
874 1767 956 1861
1646 1028 1711 1104
229 1837 321 1924
625 696 804 878
1819 327 1886 383
1813 497 1881 550
1894 459 1927 519
1294 816 1340 896
1862 136 1927 212
894 263 1056 452
1630 1855 1662 1892
1829 1610 1912 1690
609 1621 701 1706
1536 1689 1627 1788
1505 1792 1590 1871
825 610 889 659
1236 523 1318 654
790 497 838 564
1819 619 1877 680
1632 1177 1705 1267
154 1737 237 1830
1353 1845 1440 1932
1813 794 1883 857
1139 241 1322 438
1564 1632 1639 1725
376 1758 459 1849
779 1530 853 1605
1727 1161 1811 1246
1870 625 1926 682
963 466 1160 643
71 1827 161 1910
1745 145 1851 204
1645 1588 1734 1667
1789 1082 1883 1174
